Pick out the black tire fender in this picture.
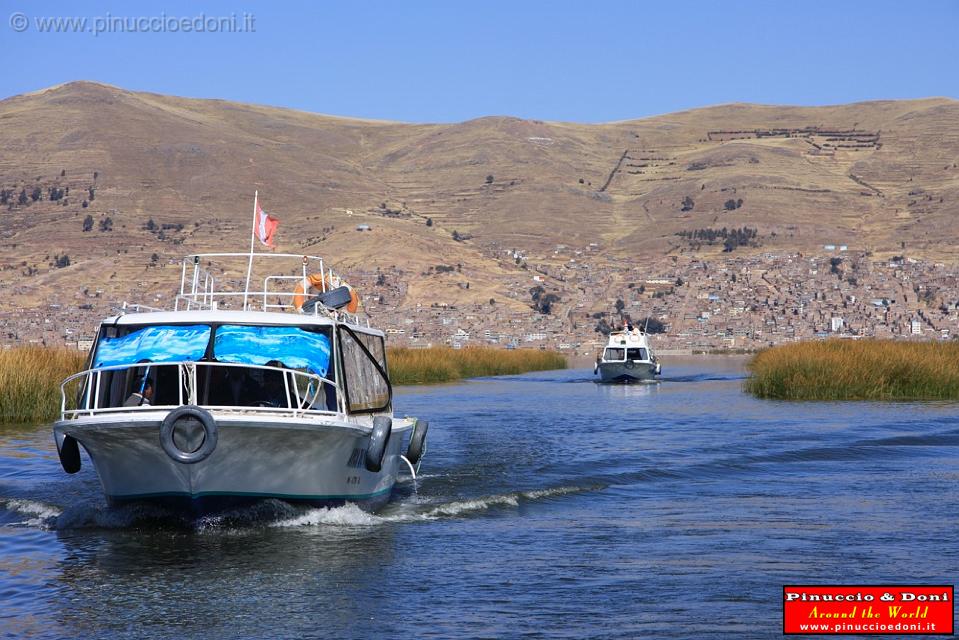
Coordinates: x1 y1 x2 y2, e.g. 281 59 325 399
405 419 429 465
159 405 218 464
364 416 392 472
56 433 82 474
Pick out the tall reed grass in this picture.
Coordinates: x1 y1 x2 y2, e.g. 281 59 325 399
0 347 85 423
745 339 959 401
388 347 567 385
0 345 566 422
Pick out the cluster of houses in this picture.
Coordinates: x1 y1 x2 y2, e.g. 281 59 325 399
3 246 958 357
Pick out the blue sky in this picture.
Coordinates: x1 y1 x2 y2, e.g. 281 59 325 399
2 1 956 123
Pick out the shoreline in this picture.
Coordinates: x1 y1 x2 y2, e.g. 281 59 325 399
388 347 567 385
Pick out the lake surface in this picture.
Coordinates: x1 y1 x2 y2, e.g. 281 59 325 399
1 357 957 638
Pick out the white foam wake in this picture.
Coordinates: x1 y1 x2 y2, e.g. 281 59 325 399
272 502 384 527
2 484 601 531
422 493 519 517
272 484 599 528
1 498 63 527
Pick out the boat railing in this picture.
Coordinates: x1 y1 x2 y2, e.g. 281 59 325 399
116 301 166 314
60 360 338 420
171 252 369 325
609 329 650 339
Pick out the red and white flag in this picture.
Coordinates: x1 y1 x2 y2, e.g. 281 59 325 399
253 201 279 248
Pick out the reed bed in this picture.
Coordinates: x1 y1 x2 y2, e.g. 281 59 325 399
745 339 959 401
0 347 85 423
0 345 566 422
388 347 567 385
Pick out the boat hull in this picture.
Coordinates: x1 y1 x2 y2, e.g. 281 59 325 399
54 413 412 514
597 362 659 383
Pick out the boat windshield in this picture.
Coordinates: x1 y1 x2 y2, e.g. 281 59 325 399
627 348 648 361
213 325 331 377
92 323 332 377
604 347 625 361
86 323 335 410
93 325 211 367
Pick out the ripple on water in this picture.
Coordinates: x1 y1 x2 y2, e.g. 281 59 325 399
0 361 956 639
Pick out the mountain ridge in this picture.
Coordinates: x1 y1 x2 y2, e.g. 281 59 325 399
1 81 958 325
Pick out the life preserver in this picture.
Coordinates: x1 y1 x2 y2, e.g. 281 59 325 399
293 273 359 313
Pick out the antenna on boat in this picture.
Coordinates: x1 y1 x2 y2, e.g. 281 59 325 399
643 316 649 334
243 190 258 311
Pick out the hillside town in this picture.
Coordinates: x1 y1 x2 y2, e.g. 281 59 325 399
3 243 958 358
365 246 959 356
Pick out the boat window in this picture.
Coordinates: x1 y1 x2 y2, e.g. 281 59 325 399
604 347 625 361
213 325 332 377
627 348 648 361
88 325 210 408
93 324 211 367
339 328 390 413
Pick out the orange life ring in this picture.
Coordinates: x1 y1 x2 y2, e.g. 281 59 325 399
293 273 359 313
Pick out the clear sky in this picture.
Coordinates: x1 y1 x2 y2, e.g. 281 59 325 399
2 0 956 123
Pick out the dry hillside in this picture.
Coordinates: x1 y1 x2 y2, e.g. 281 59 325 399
1 81 957 316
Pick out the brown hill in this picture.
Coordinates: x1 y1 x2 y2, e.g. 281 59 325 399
1 81 957 318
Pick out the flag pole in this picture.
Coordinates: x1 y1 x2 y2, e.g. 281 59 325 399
243 190 258 310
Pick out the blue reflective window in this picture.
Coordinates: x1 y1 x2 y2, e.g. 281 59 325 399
213 325 331 377
93 325 211 367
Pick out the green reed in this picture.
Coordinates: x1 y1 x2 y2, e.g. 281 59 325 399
388 347 567 385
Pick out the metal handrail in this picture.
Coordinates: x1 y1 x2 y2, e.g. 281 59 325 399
179 253 328 312
60 360 337 420
119 301 165 313
135 253 373 326
185 252 327 260
171 290 369 326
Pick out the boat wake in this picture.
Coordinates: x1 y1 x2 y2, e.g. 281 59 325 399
0 498 62 528
0 484 602 532
273 484 601 527
496 373 746 384
660 373 747 382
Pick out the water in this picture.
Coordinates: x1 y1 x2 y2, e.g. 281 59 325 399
1 357 957 638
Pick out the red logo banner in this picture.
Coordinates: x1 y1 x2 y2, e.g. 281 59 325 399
783 585 954 635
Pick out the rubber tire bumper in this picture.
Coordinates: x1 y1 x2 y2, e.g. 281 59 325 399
405 419 429 465
57 434 82 474
159 405 218 464
364 416 392 472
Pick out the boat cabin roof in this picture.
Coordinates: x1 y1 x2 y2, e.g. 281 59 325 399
102 310 384 337
605 330 650 348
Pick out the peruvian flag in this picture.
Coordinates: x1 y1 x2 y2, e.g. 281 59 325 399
254 200 279 248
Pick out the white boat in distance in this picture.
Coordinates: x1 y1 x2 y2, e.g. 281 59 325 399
594 327 662 383
53 251 428 514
